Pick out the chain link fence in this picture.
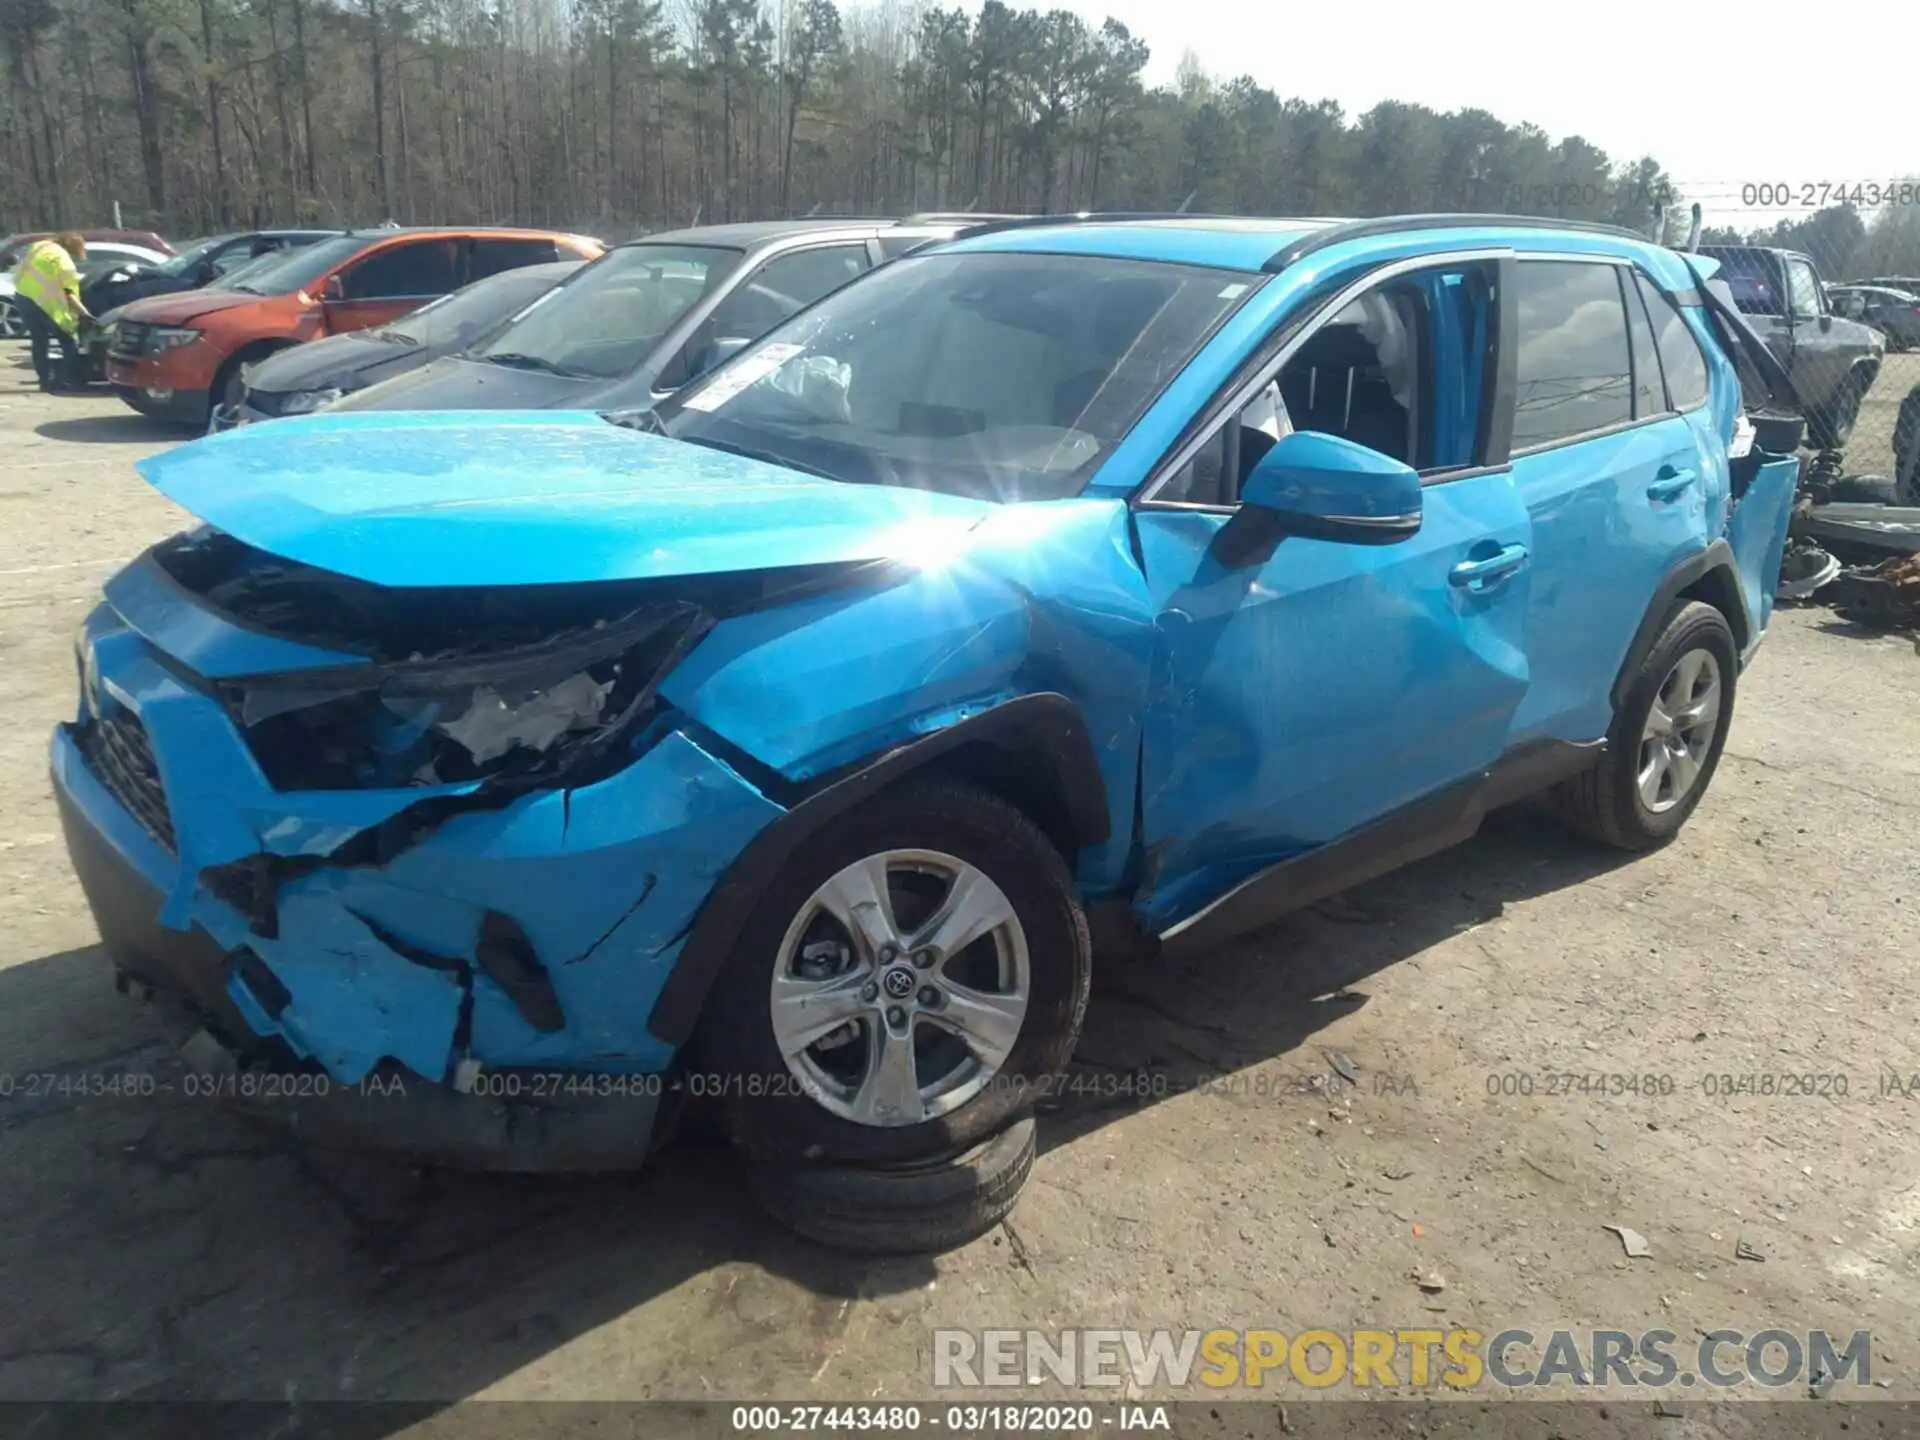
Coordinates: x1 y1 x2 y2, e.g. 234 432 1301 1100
1681 187 1920 500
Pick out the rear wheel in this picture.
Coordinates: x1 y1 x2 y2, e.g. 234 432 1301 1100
0 298 25 341
699 778 1090 1167
1551 601 1737 850
1894 387 1920 506
747 1114 1035 1254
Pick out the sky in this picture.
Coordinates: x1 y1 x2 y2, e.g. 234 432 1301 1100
952 0 1918 230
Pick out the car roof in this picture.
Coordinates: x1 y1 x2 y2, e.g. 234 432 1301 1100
941 213 1691 276
943 216 1341 270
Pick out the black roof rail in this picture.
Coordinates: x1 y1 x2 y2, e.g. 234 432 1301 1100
1260 213 1656 272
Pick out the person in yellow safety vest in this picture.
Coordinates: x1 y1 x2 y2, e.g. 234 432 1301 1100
12 232 94 393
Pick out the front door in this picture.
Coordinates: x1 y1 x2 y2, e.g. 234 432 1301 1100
1129 257 1533 931
322 237 460 335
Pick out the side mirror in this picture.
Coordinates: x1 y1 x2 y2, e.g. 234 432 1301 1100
322 276 346 303
1238 430 1424 545
194 259 217 285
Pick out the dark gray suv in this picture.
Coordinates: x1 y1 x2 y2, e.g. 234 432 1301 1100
327 215 1003 418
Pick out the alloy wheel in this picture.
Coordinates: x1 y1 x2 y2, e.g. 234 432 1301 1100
769 849 1029 1128
1637 648 1722 813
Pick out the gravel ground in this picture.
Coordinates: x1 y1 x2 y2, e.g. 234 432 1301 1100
1 358 1915 1433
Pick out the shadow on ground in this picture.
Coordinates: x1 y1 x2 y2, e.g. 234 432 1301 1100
34 412 187 444
0 807 1630 1421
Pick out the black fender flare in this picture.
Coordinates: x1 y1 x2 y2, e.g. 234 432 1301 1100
1610 540 1750 712
647 692 1111 1048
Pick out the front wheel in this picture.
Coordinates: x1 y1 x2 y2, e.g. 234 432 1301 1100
1551 601 1738 850
1808 367 1871 451
698 778 1091 1167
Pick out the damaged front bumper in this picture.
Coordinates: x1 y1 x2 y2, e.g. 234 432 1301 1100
54 590 785 1166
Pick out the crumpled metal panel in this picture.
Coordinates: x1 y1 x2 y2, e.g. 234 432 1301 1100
134 411 998 588
661 498 1160 894
78 587 782 1084
1130 477 1532 926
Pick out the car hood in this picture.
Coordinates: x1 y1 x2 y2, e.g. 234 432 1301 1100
247 331 425 395
136 410 999 588
120 289 275 325
328 353 612 412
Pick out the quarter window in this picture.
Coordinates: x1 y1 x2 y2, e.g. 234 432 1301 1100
1511 260 1634 449
1636 275 1711 412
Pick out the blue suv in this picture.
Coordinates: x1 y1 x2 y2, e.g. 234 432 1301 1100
55 214 1802 1196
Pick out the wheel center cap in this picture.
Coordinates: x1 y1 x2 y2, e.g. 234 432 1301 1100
881 966 916 999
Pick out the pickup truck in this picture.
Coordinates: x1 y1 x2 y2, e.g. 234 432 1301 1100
1695 244 1884 451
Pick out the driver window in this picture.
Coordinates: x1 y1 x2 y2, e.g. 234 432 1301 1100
1159 261 1493 507
1785 259 1823 320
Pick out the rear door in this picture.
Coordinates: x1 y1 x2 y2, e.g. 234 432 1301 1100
463 236 562 284
1503 256 1716 744
321 237 460 334
1132 254 1533 930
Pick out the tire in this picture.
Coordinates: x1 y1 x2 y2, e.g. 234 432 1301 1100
698 777 1090 1167
1894 387 1920 506
207 355 253 433
1551 601 1738 851
747 1114 1035 1254
1808 367 1871 451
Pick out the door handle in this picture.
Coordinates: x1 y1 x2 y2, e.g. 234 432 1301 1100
1449 543 1530 593
1648 466 1697 501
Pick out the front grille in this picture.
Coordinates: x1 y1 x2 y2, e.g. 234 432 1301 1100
245 388 284 418
108 321 150 361
77 711 175 851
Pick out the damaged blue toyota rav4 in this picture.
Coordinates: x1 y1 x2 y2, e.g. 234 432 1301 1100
57 214 1804 1246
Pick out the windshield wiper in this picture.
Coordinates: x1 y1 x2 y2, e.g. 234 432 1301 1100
372 329 417 345
481 351 585 378
600 407 666 434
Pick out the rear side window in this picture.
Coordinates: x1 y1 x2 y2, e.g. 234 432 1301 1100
468 238 560 281
1636 276 1711 412
1511 260 1634 449
342 239 458 299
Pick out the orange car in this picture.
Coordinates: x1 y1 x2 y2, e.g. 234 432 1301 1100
105 226 603 426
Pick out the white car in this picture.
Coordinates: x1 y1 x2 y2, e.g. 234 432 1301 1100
0 241 169 339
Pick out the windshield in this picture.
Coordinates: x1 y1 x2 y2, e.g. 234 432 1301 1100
213 234 372 295
379 265 576 348
152 235 227 278
472 244 739 379
658 251 1257 501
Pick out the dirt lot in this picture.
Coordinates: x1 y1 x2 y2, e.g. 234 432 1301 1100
1 355 1917 1432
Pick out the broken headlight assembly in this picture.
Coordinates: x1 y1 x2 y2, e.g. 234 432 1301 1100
220 602 710 791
